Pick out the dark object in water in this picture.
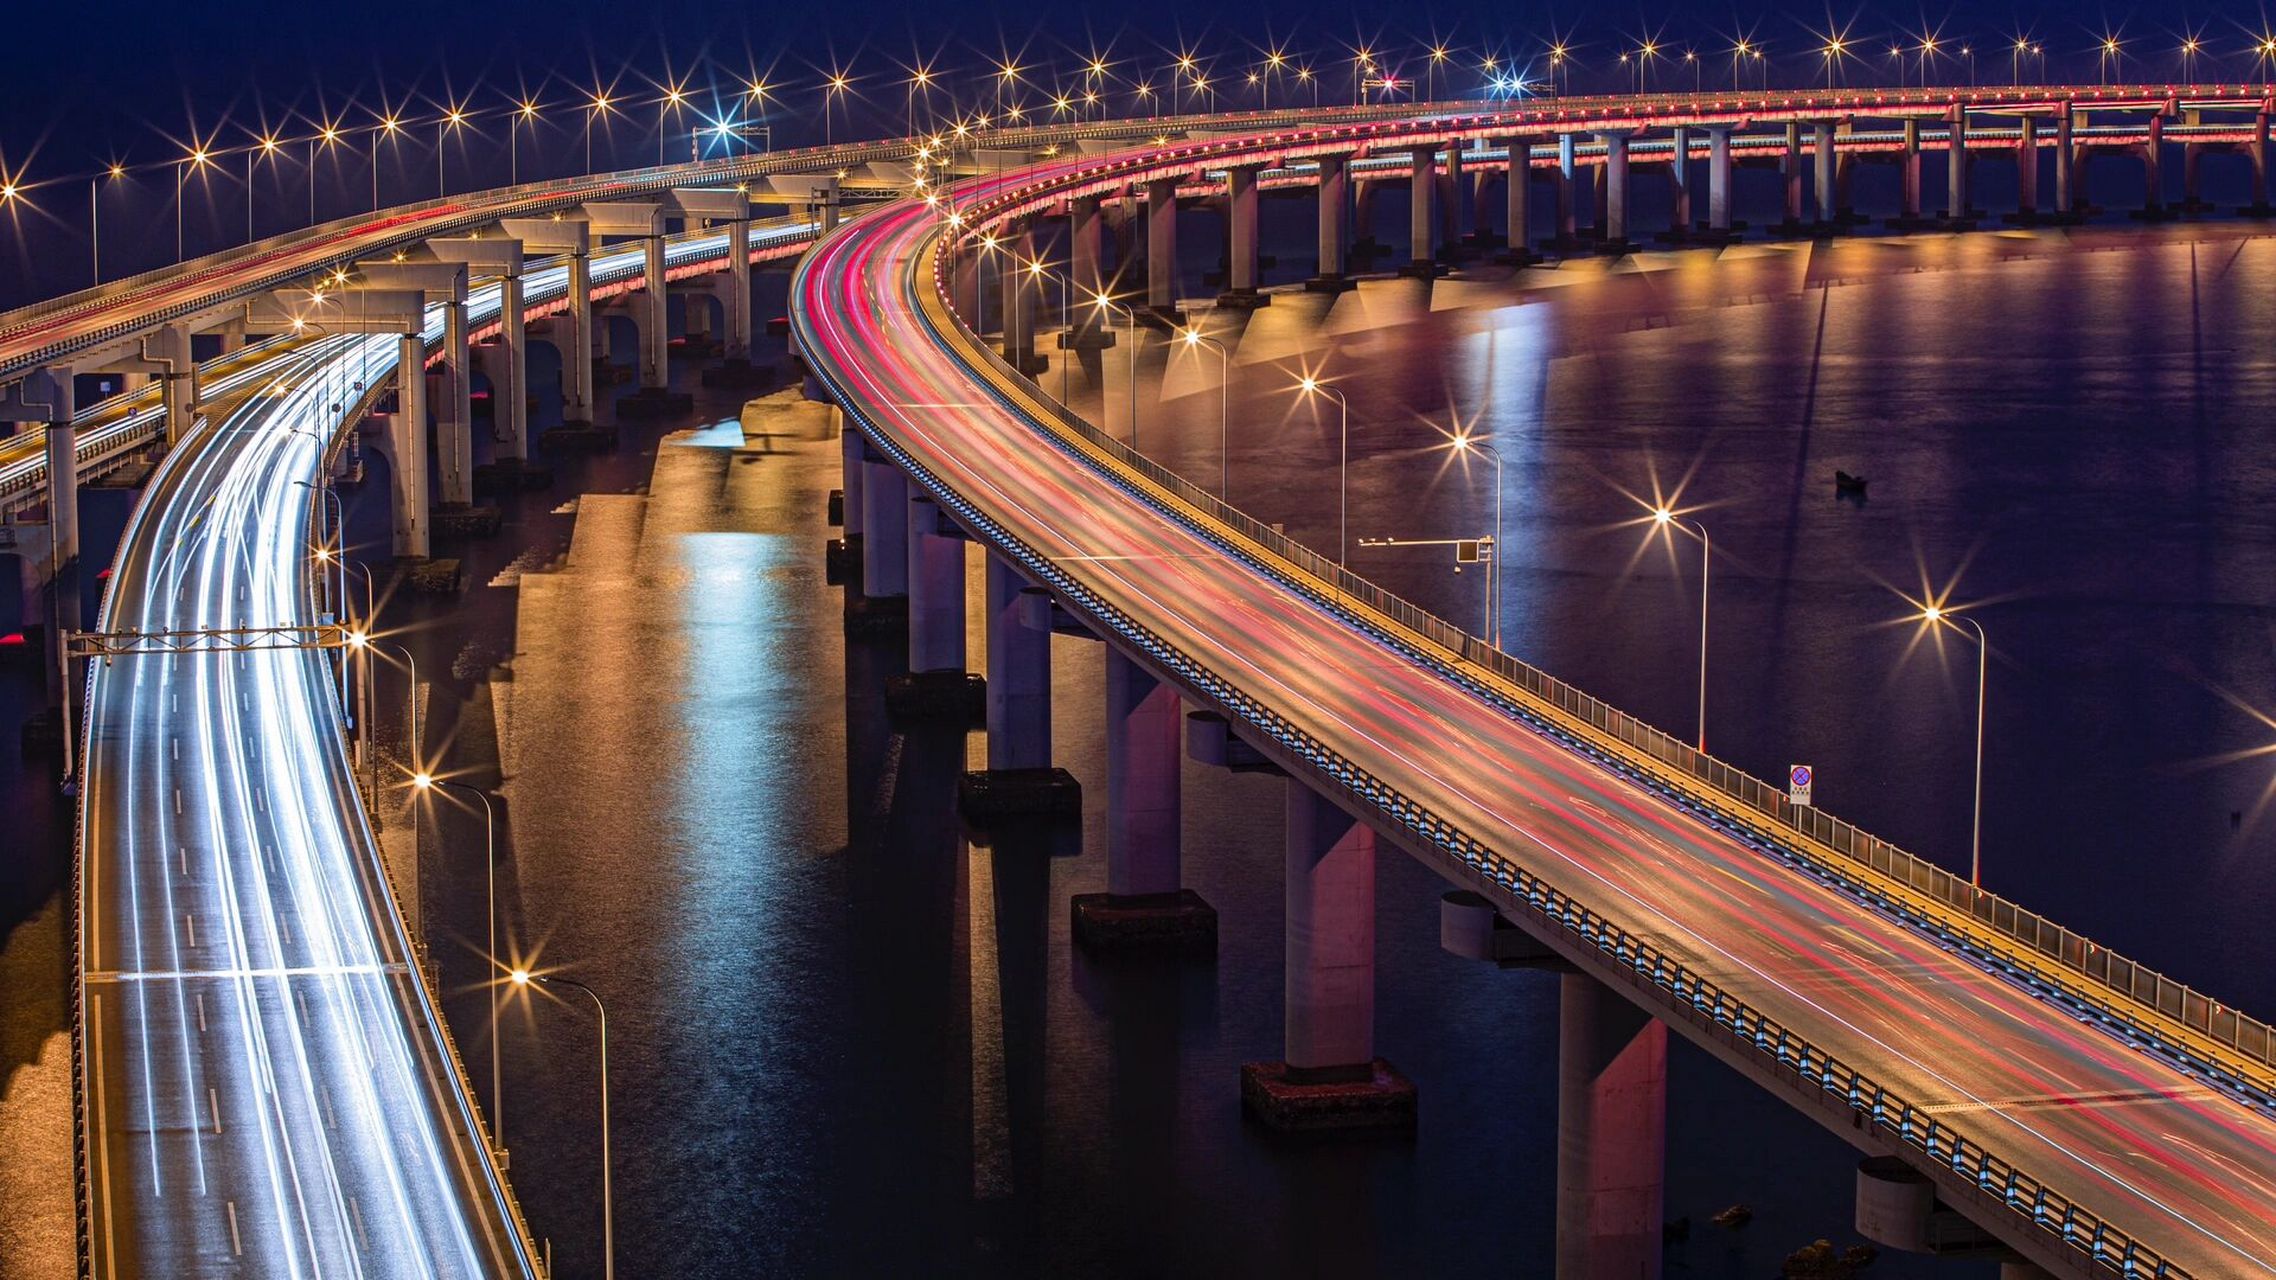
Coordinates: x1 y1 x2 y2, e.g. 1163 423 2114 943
1712 1203 1754 1230
1834 470 1869 495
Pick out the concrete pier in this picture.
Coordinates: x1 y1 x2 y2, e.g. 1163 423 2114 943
853 458 909 634
1071 647 1215 952
1899 118 1924 221
1066 194 1113 342
1145 177 1179 318
503 217 599 426
958 554 1081 822
1498 137 1535 261
2016 115 2040 218
1308 152 1356 288
2142 114 2167 217
1555 132 1579 243
392 334 430 559
887 491 981 719
1945 109 1972 223
1401 146 1440 276
1703 125 1735 234
639 234 670 390
1240 780 1413 1131
1557 973 1667 1280
1813 120 1837 231
1782 121 1806 227
1597 130 1633 250
998 222 1044 375
437 299 473 506
1666 126 1692 233
1218 164 1267 307
2055 109 2076 215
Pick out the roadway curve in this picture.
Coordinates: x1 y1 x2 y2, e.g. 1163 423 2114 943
794 116 2276 1278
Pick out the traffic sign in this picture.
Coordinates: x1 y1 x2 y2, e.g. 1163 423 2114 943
1788 764 1814 807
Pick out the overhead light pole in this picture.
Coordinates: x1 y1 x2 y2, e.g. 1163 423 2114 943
1649 507 1711 753
510 970 613 1280
1918 604 1991 887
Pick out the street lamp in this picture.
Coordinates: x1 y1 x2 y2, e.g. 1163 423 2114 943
91 163 124 285
178 146 212 263
1176 326 1231 498
586 92 615 175
511 101 539 186
1917 604 1990 887
1649 507 1711 753
1090 291 1141 448
1294 376 1353 566
436 109 467 198
509 970 613 1280
1448 432 1504 647
413 773 507 1158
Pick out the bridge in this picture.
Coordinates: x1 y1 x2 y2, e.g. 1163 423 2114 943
3 84 2273 1277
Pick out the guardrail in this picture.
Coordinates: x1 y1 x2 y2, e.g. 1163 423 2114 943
793 215 2197 1276
935 120 2276 1106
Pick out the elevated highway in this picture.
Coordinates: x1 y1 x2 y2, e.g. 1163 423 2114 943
10 84 2276 1277
794 105 2276 1279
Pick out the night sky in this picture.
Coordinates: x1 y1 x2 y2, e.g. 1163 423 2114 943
0 2 2262 302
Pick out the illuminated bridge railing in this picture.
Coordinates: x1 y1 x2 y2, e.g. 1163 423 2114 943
785 229 2201 1279
930 135 2276 1109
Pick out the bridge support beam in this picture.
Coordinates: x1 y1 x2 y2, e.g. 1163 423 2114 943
1066 195 1113 343
853 460 909 632
2141 114 2168 218
1440 142 1470 248
2250 111 2273 214
1666 126 1692 235
1071 647 1215 951
1496 138 1536 263
1554 133 1579 245
884 491 977 717
1145 178 1180 321
2054 109 2076 216
1597 130 1634 252
1308 152 1356 287
1896 118 1924 222
1400 147 1441 276
562 247 596 425
639 235 670 390
437 299 474 506
724 218 752 361
429 236 529 462
392 335 431 559
1557 972 1667 1280
2015 116 2040 220
1945 110 1973 225
1218 164 1267 307
956 553 1081 823
1813 120 1838 232
1702 126 1735 235
998 222 1044 376
1782 121 1806 229
1240 779 1411 1130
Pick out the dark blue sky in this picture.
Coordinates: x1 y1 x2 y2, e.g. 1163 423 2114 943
0 2 2262 300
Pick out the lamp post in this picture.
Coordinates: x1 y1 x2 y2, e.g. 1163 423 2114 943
1919 605 1990 887
1091 293 1141 449
1649 508 1711 753
511 103 538 186
91 165 123 285
415 773 505 1157
510 970 613 1280
1176 326 1231 498
1295 377 1353 566
586 95 613 175
1449 432 1503 648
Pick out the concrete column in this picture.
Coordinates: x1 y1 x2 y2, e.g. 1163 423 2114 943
564 251 595 424
437 300 473 506
1224 165 1262 294
1557 973 1668 1280
1069 195 1103 339
1407 147 1437 268
1283 779 1375 1074
1105 646 1181 899
1556 132 1579 239
1813 120 1837 225
1783 121 1805 223
2017 115 2040 216
1501 138 1531 254
216 319 245 355
1900 118 1923 218
906 493 964 673
724 218 752 359
2255 111 2272 209
1704 126 1734 232
839 428 866 536
495 273 528 461
860 461 908 599
1668 126 1692 231
1315 153 1350 278
2055 109 2075 214
2144 114 2166 214
157 321 197 448
392 335 430 559
1442 142 1469 243
1598 131 1632 246
951 251 979 326
985 554 1050 770
1145 178 1179 312
639 235 669 390
999 222 1036 371
1946 109 1970 219
36 375 77 570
